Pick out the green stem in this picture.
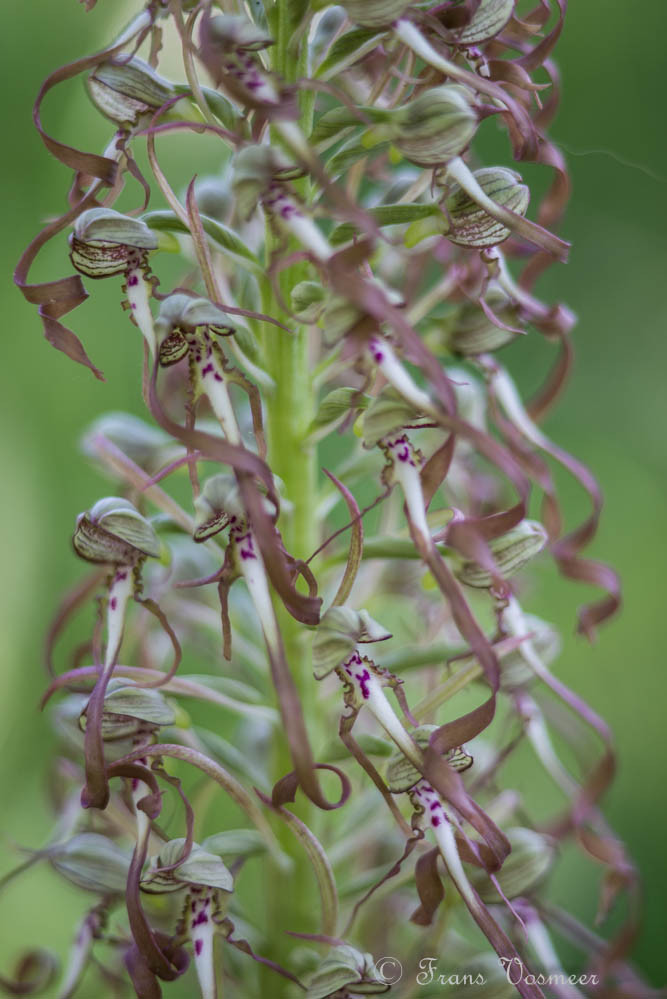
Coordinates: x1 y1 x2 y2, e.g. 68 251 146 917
259 4 322 984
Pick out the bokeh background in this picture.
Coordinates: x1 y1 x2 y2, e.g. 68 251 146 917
1 0 665 991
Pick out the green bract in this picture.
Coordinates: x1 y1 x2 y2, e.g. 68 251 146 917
73 497 161 565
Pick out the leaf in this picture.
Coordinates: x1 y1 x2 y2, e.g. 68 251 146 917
325 138 390 178
319 733 393 763
357 535 450 560
316 28 384 80
260 793 339 938
173 84 237 130
323 470 364 608
201 829 267 861
195 727 270 790
141 211 260 269
330 203 439 245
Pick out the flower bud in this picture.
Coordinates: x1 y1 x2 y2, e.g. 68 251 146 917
306 944 384 999
291 281 327 323
443 167 529 248
453 615 561 693
193 474 244 542
232 145 296 220
394 85 478 167
156 294 236 338
73 497 161 565
312 607 392 680
361 386 421 448
100 678 175 741
500 615 560 691
86 55 175 127
70 208 158 279
81 412 177 477
146 839 234 893
200 14 288 114
203 14 273 55
454 0 515 45
194 175 233 223
386 725 473 792
447 284 522 356
446 366 488 432
455 520 548 588
320 281 403 346
193 474 276 543
50 833 131 894
470 827 555 902
201 830 267 862
341 0 412 28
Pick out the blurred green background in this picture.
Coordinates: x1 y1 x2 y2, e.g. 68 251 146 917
1 0 665 992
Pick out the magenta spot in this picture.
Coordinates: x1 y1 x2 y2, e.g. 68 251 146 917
430 800 439 811
432 815 441 827
194 939 203 957
193 911 209 927
116 571 128 582
201 363 214 377
355 668 371 700
397 445 410 463
110 597 117 611
127 274 139 287
214 373 223 382
236 531 257 561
